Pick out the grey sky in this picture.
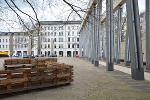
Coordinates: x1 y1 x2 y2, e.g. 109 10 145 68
0 0 146 32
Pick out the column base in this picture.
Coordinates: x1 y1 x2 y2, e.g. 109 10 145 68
113 59 116 62
91 59 94 64
94 61 99 66
132 68 144 80
106 63 114 71
124 61 130 66
116 59 120 64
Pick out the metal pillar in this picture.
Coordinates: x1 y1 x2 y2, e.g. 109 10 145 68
113 15 116 62
91 10 94 64
102 24 106 60
106 0 114 71
94 4 99 66
116 7 122 64
126 0 144 80
146 0 150 70
124 30 130 66
97 0 102 60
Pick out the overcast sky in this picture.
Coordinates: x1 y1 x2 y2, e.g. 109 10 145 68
0 0 146 32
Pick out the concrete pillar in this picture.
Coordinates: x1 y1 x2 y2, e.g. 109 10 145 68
126 0 144 80
146 0 150 70
116 7 122 64
106 0 114 71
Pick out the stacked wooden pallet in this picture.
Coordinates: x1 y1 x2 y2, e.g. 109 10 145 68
4 58 57 70
0 63 73 94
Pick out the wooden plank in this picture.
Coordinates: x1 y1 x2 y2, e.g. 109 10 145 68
0 78 27 84
57 73 70 78
57 66 70 70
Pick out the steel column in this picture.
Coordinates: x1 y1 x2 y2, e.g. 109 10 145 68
113 15 116 62
102 24 106 60
116 7 122 64
124 29 130 66
97 0 102 60
146 0 150 70
106 0 114 71
126 0 144 80
94 4 99 66
91 9 94 64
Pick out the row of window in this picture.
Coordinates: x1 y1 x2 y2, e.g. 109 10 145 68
0 38 29 43
41 44 79 49
0 45 8 48
41 26 79 31
0 39 8 43
41 38 79 42
42 31 78 36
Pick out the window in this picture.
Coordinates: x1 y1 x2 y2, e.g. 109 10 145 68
54 38 56 42
0 45 1 48
15 44 17 48
3 45 4 48
6 39 7 42
54 32 56 36
48 38 50 42
77 38 79 42
21 44 23 48
68 38 70 42
6 45 7 48
54 51 56 54
68 32 70 36
51 27 53 30
21 38 23 42
72 38 74 42
68 44 70 48
48 32 50 36
54 44 56 48
59 32 63 36
72 32 74 36
77 44 79 48
59 38 63 42
77 26 79 29
72 26 74 30
48 27 50 30
3 39 4 42
45 32 47 36
0 39 1 42
54 27 57 30
59 44 63 48
51 32 53 36
48 44 50 48
68 26 70 30
72 44 74 48
45 27 47 30
45 44 47 48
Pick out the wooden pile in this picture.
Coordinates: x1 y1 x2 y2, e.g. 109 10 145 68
4 58 57 70
0 62 73 94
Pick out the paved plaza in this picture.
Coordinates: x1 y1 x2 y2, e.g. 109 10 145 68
0 57 150 100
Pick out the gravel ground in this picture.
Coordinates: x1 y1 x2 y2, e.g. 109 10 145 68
0 57 150 100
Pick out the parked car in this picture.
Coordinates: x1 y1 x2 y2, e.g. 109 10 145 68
49 54 57 57
23 55 35 58
35 54 44 57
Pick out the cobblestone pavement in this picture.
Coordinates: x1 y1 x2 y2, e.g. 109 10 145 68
1 57 150 100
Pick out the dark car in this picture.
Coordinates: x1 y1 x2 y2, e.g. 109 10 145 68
49 54 57 57
35 54 44 57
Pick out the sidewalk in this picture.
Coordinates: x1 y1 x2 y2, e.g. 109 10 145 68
0 57 150 100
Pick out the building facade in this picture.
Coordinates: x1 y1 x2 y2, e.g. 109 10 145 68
0 21 81 57
38 21 81 57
